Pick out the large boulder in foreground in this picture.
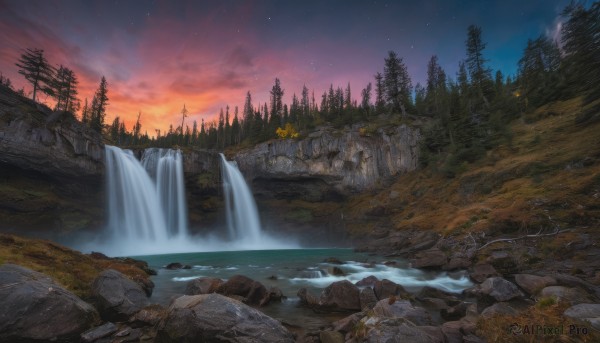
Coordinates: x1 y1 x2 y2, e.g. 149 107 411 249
0 264 99 342
319 280 361 311
217 275 271 306
91 269 149 321
156 294 295 343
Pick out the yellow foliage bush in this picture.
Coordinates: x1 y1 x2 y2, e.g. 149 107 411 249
276 123 299 139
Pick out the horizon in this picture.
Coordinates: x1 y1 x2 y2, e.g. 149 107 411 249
0 0 568 134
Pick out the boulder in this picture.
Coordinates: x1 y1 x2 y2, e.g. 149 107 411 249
514 274 556 295
268 286 284 302
469 264 500 283
441 321 463 343
481 302 518 318
0 264 99 342
80 322 118 343
441 302 468 321
373 279 408 300
185 277 224 295
356 275 379 287
478 277 523 302
218 274 270 306
297 288 319 307
360 287 379 311
319 280 361 311
91 269 149 321
164 262 191 269
365 318 442 343
486 251 517 274
323 257 344 264
539 286 592 305
563 303 600 330
328 266 345 276
412 248 448 269
372 299 432 326
156 294 294 342
444 256 472 271
332 312 364 333
129 304 166 328
417 286 460 304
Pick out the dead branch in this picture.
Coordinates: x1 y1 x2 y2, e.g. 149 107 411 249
476 228 570 251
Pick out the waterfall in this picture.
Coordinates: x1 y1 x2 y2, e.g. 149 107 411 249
219 153 262 244
141 148 188 237
98 145 192 255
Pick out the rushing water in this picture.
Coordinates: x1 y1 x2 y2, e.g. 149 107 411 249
136 248 473 330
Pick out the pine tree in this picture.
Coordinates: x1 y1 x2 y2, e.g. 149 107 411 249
231 106 241 145
218 108 225 149
90 76 108 133
81 98 89 125
361 82 372 116
242 91 253 138
465 25 492 109
518 35 561 109
374 72 385 114
383 51 412 116
269 78 284 129
15 48 55 102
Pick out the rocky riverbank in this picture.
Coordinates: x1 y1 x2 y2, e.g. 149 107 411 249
1 233 599 342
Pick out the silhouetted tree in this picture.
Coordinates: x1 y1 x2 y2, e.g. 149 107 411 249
15 48 55 102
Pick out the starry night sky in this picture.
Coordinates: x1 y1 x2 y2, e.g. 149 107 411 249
0 0 569 132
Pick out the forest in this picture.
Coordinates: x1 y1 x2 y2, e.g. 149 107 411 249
1 2 598 177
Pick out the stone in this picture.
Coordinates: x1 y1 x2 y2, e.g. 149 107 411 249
481 302 518 318
80 322 118 343
184 277 224 295
416 286 460 304
412 248 448 269
360 287 379 311
269 287 284 302
319 280 361 311
297 288 319 307
470 264 500 283
217 274 270 306
478 277 523 302
323 257 345 264
563 303 600 330
332 312 364 333
444 256 472 270
441 302 468 321
365 318 442 343
329 266 345 276
356 275 379 287
486 250 517 274
514 274 556 295
91 269 149 321
373 279 408 300
441 321 463 343
164 262 191 269
129 304 166 328
372 299 432 326
156 294 294 342
0 264 99 342
539 286 592 305
320 330 344 343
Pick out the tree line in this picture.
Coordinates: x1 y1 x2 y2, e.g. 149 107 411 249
1 1 597 159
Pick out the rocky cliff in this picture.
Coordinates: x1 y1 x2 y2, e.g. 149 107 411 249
234 124 420 192
0 85 104 180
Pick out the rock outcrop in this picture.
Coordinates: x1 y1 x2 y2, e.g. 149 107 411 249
0 85 104 180
156 294 295 342
234 124 420 192
90 269 150 321
0 264 99 342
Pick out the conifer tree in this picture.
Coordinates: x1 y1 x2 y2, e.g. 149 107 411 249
383 51 412 116
465 25 492 109
15 48 55 102
374 72 385 113
90 76 108 133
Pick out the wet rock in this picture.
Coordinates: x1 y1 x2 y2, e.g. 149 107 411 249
365 318 442 343
298 269 327 278
268 286 285 302
441 321 463 343
319 280 361 311
469 264 500 283
444 256 472 271
329 266 345 276
478 277 523 302
91 269 149 321
417 286 460 304
0 264 100 342
412 248 447 269
297 288 319 307
539 286 592 305
320 330 344 343
360 287 378 311
356 275 379 287
514 274 556 295
332 312 364 333
373 279 408 300
441 302 468 321
372 299 432 326
156 294 294 343
184 277 224 295
481 302 518 318
164 262 191 270
80 322 118 343
217 274 270 306
563 303 600 330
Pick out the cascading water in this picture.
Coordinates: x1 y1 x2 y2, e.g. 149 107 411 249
219 153 262 244
94 145 193 256
141 148 188 237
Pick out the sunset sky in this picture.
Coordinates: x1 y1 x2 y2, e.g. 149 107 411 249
0 0 568 134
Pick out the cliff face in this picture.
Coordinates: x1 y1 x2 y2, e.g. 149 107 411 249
0 86 104 180
234 124 420 192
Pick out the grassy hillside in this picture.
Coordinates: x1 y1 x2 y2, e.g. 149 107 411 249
346 97 599 273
